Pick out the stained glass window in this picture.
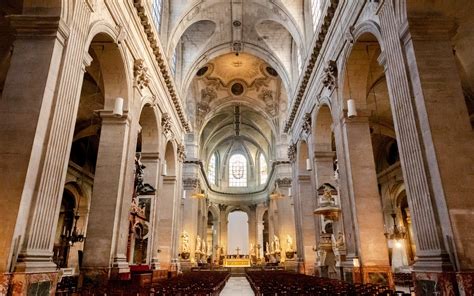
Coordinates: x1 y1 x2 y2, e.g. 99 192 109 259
229 154 247 187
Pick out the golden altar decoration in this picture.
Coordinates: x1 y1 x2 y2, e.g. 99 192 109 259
223 257 251 267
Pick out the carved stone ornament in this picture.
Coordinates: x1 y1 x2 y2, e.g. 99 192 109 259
302 112 312 134
201 87 217 104
161 113 172 137
133 59 150 90
177 143 186 162
183 178 200 190
218 204 227 212
276 177 292 188
287 142 297 163
322 60 338 90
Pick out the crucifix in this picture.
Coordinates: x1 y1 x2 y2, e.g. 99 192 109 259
235 247 241 256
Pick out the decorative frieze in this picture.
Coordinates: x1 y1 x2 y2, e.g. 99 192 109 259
133 0 190 132
177 143 186 162
133 59 150 89
302 112 312 134
322 60 337 90
161 113 172 137
287 142 297 163
284 0 340 132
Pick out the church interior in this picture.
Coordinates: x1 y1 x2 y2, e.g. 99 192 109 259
0 0 473 295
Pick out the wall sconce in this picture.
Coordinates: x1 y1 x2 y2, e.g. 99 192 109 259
113 97 124 117
161 161 168 176
288 187 292 197
306 158 312 171
347 99 357 118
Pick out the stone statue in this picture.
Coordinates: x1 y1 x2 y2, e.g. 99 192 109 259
134 154 156 196
181 231 190 253
250 243 255 256
195 235 202 253
286 235 294 252
202 241 207 255
274 235 281 252
265 242 270 255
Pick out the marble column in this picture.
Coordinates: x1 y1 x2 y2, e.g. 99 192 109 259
377 2 458 278
294 174 317 275
81 110 136 278
155 175 178 270
181 179 200 263
248 205 257 251
275 184 296 254
1 8 92 277
341 113 390 279
218 205 228 254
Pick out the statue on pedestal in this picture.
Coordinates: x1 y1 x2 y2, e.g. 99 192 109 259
195 235 202 254
180 231 191 260
274 235 281 253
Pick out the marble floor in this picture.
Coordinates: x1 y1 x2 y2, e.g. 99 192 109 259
220 276 255 296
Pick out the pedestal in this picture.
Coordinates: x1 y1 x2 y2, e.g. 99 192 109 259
180 260 193 272
284 259 298 272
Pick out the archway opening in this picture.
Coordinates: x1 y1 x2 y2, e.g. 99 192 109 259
227 210 249 255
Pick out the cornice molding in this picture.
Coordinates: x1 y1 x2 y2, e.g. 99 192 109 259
133 0 191 133
284 0 340 133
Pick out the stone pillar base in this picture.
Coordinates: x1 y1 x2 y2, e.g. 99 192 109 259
180 260 193 272
284 259 298 272
361 266 393 288
413 271 474 295
1 271 58 295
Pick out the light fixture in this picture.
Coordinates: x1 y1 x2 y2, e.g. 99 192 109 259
113 97 124 117
306 158 312 171
270 183 284 200
161 161 168 176
288 187 292 197
191 187 206 199
347 99 357 118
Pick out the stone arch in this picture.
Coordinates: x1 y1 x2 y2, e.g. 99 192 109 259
84 21 132 110
138 104 160 154
338 21 384 111
297 140 310 175
313 103 334 153
164 140 177 177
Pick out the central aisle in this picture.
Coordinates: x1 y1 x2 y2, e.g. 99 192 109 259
220 276 255 296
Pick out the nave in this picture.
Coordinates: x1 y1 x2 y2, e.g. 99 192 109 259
0 0 473 295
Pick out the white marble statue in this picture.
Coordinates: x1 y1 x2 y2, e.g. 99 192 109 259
286 234 294 252
274 235 281 252
195 235 202 253
181 231 190 252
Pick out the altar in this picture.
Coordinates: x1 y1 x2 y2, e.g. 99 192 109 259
223 257 251 267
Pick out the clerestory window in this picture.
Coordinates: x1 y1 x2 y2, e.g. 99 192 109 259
208 153 217 185
152 0 163 32
259 153 268 185
229 154 247 187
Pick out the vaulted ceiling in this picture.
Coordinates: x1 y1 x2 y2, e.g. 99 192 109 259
162 0 304 180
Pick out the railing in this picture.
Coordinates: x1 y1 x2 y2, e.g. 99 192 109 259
184 160 290 196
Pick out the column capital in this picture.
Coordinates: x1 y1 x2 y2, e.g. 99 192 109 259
314 151 336 160
7 15 69 44
405 16 456 41
340 109 371 125
98 110 131 124
140 152 160 161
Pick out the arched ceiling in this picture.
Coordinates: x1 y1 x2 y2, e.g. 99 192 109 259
167 0 304 95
